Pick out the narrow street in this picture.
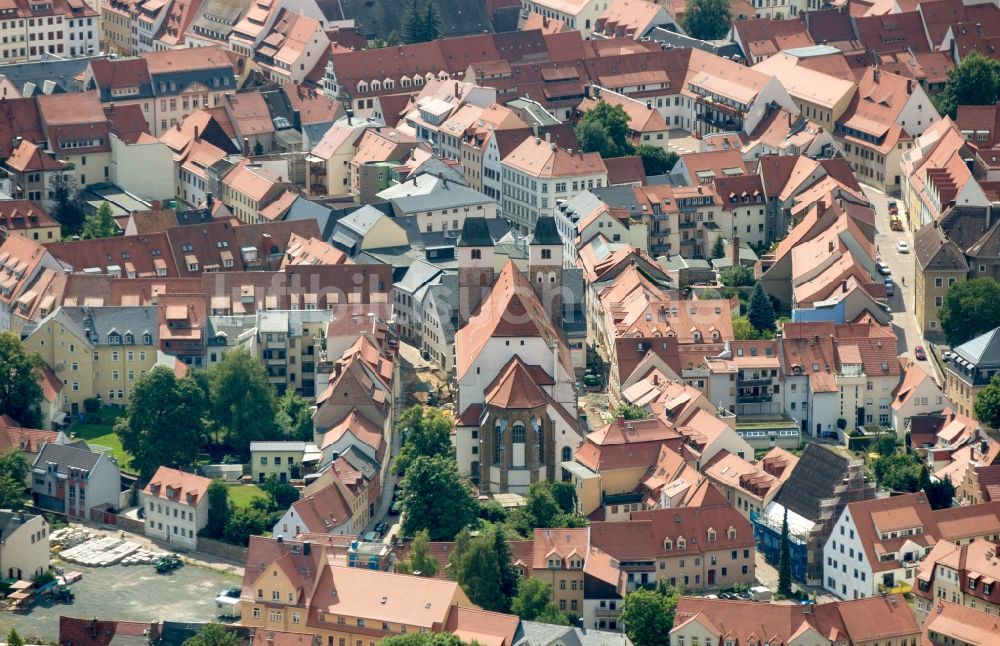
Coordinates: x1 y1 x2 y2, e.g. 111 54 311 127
861 185 941 383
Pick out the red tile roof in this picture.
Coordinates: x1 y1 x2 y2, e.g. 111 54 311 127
143 466 212 506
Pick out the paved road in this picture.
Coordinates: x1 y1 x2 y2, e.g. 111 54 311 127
861 185 941 383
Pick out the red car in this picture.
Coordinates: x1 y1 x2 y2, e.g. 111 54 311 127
914 345 927 360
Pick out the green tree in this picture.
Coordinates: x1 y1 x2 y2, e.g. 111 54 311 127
115 366 206 480
934 52 1000 117
720 265 755 287
636 145 678 176
924 477 956 510
381 635 468 646
512 577 568 623
395 405 453 475
682 0 732 40
422 1 440 41
81 201 117 239
621 587 670 646
490 524 518 600
653 580 683 630
397 529 439 577
576 101 634 158
205 479 232 538
209 349 277 457
223 504 270 546
551 481 577 515
182 623 241 646
976 375 1000 430
51 171 85 235
401 0 421 44
449 528 507 611
778 507 793 596
748 282 777 333
0 332 44 428
261 475 299 509
523 480 562 529
732 314 773 340
873 454 924 492
7 629 23 646
876 433 898 457
253 140 264 156
615 403 648 420
0 450 30 510
711 235 726 259
939 277 1000 346
400 454 477 540
276 391 313 441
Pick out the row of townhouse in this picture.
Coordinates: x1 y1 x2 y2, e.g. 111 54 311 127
0 0 97 64
239 535 521 645
824 492 1000 602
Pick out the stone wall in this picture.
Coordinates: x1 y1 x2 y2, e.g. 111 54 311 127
198 536 248 563
117 515 145 535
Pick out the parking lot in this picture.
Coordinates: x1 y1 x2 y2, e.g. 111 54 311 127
8 561 240 642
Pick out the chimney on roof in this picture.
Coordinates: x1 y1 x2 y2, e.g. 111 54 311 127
618 415 626 427
206 192 213 210
906 79 913 94
646 100 652 110
346 108 353 125
303 541 311 555
828 240 834 253
873 67 881 83
532 123 539 138
545 132 551 143
732 235 740 267
243 137 250 157
842 279 848 293
194 125 200 142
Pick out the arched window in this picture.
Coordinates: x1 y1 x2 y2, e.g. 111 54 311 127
512 423 525 444
562 446 572 462
494 423 505 466
512 422 526 467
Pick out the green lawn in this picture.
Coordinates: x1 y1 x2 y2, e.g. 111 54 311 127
67 409 132 470
225 483 266 509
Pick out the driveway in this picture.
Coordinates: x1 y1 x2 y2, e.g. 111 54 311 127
862 185 940 382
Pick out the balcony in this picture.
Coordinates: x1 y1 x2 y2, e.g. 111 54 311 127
738 377 773 387
650 244 669 253
679 219 697 228
878 582 912 594
697 112 742 131
595 607 621 618
737 394 773 404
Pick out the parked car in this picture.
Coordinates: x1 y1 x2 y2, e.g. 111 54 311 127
885 279 894 297
896 240 909 253
890 215 904 231
363 531 381 542
388 500 401 515
888 200 899 215
374 521 389 535
915 345 927 361
877 260 891 275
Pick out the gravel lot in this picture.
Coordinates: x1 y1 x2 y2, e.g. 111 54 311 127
7 561 240 642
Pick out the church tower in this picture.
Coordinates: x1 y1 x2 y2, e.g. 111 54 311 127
457 217 495 327
529 216 563 327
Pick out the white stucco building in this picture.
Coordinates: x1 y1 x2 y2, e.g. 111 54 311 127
141 466 212 551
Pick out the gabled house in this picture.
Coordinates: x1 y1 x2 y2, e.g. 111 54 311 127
141 466 212 550
31 442 122 520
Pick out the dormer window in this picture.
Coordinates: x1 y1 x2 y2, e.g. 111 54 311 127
108 332 121 344
124 333 134 345
547 558 560 569
677 537 686 549
143 333 152 345
664 538 673 550
728 526 737 540
707 528 717 542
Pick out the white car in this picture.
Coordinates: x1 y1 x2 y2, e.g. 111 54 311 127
896 240 909 253
877 261 891 276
